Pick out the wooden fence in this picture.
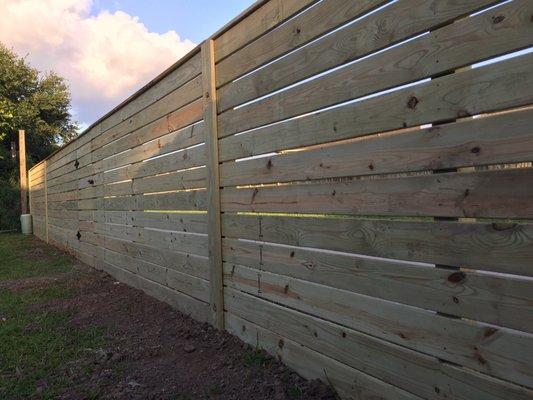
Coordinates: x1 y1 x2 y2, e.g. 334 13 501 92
28 0 533 398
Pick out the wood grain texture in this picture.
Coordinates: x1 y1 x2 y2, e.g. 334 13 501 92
225 291 533 400
27 1 533 396
225 312 422 400
218 0 509 111
202 40 224 329
100 259 210 323
220 108 533 184
223 238 533 333
214 0 317 62
47 98 204 184
225 264 533 387
103 145 206 185
132 167 206 195
103 190 207 212
218 54 533 166
104 235 209 280
221 168 533 219
218 0 533 136
216 0 387 87
222 214 533 277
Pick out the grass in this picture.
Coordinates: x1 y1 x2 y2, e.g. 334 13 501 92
243 348 270 368
0 234 71 280
0 233 105 399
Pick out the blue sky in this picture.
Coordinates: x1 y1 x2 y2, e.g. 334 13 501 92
1 0 256 129
5 0 528 130
91 0 256 43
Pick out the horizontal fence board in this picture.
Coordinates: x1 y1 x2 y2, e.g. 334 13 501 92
222 214 533 277
221 168 533 219
225 290 533 400
218 52 533 159
225 264 533 387
216 0 387 87
104 190 207 212
103 145 206 185
97 119 205 174
47 99 204 184
225 312 421 400
214 0 316 62
86 122 203 178
223 238 533 333
128 211 207 234
89 97 204 162
43 51 202 176
99 259 210 323
220 108 533 185
104 235 209 280
132 167 206 195
97 224 208 257
219 0 512 112
98 51 202 134
218 1 533 136
103 248 210 302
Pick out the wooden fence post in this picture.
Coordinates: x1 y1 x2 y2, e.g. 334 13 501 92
202 39 224 329
18 129 28 215
44 160 49 243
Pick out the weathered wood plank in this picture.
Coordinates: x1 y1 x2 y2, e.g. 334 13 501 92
223 238 533 333
133 168 206 195
128 211 208 234
103 145 206 185
99 259 210 323
47 99 204 184
218 0 533 136
105 225 207 257
90 97 203 163
216 0 387 87
226 291 533 400
104 235 209 280
103 247 210 302
221 168 533 219
220 109 533 185
218 52 533 158
226 264 533 387
218 0 512 111
222 214 533 277
104 190 207 212
97 115 204 172
225 312 422 400
214 0 316 62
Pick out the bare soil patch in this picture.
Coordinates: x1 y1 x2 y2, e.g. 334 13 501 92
1 235 335 399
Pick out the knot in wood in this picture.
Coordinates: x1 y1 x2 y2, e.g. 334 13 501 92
407 96 419 110
447 271 466 284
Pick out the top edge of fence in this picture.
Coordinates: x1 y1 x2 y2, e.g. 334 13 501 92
28 159 46 173
34 45 202 166
208 0 271 40
35 1 271 167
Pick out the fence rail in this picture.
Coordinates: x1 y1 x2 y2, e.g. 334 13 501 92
28 0 533 398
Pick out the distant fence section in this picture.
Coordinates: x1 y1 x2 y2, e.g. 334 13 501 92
28 0 533 398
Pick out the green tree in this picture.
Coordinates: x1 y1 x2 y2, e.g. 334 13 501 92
0 43 78 229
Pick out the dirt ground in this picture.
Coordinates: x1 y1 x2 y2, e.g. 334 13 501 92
0 235 335 400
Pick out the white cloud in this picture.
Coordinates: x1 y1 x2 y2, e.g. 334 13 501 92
0 0 196 127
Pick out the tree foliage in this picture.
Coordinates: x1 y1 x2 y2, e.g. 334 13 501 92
0 43 78 229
